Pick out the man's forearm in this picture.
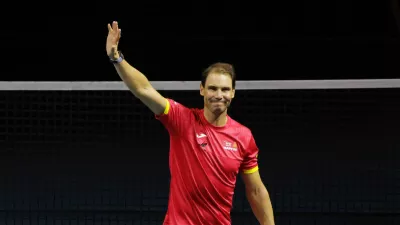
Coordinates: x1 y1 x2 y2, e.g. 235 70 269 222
113 57 152 97
246 185 275 225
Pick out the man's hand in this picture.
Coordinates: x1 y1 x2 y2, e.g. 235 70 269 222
106 21 122 60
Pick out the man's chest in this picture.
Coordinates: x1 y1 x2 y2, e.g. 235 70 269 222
194 131 241 159
183 122 244 175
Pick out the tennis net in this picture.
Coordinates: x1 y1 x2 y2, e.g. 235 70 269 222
0 79 399 225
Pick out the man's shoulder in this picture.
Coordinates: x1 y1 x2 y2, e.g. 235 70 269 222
166 98 201 114
166 98 181 107
228 117 252 135
167 98 195 109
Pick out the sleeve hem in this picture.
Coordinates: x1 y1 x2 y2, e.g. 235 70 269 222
242 166 259 174
155 98 170 119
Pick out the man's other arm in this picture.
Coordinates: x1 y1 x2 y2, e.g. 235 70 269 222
241 171 275 225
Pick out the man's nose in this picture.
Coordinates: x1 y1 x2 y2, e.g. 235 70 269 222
215 89 223 98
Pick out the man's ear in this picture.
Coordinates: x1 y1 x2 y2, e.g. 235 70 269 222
232 89 235 98
200 83 205 96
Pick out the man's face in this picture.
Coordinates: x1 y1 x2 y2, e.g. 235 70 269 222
200 73 235 114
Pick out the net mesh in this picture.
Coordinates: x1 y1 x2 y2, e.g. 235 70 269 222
0 87 399 224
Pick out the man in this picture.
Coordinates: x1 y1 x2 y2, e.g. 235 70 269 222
106 21 275 225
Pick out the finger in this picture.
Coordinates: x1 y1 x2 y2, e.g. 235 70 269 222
107 24 112 32
112 21 119 32
118 29 121 38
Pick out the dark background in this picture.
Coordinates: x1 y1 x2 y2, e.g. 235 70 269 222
0 88 399 224
0 0 400 224
2 0 400 81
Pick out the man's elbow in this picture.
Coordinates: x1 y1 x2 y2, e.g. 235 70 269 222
246 184 270 200
246 184 275 225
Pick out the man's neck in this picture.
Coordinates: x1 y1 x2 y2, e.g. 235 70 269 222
203 108 228 127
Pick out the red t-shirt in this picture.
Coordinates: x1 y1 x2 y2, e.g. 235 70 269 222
155 98 259 225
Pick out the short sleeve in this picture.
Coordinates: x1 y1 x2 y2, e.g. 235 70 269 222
240 133 259 174
155 98 190 135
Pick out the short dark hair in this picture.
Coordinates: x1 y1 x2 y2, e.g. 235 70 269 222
201 62 236 89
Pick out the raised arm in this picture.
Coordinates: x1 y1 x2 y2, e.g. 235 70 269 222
106 21 167 115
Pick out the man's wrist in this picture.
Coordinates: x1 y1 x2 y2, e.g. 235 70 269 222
110 51 124 64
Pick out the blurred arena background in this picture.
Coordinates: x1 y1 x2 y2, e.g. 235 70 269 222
1 1 399 224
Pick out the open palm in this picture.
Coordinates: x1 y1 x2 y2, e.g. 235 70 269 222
106 21 121 58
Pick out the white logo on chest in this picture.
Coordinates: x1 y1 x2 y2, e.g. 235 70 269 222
223 140 238 151
196 133 207 138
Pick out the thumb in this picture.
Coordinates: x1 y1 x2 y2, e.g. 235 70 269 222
111 45 118 53
111 45 119 57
